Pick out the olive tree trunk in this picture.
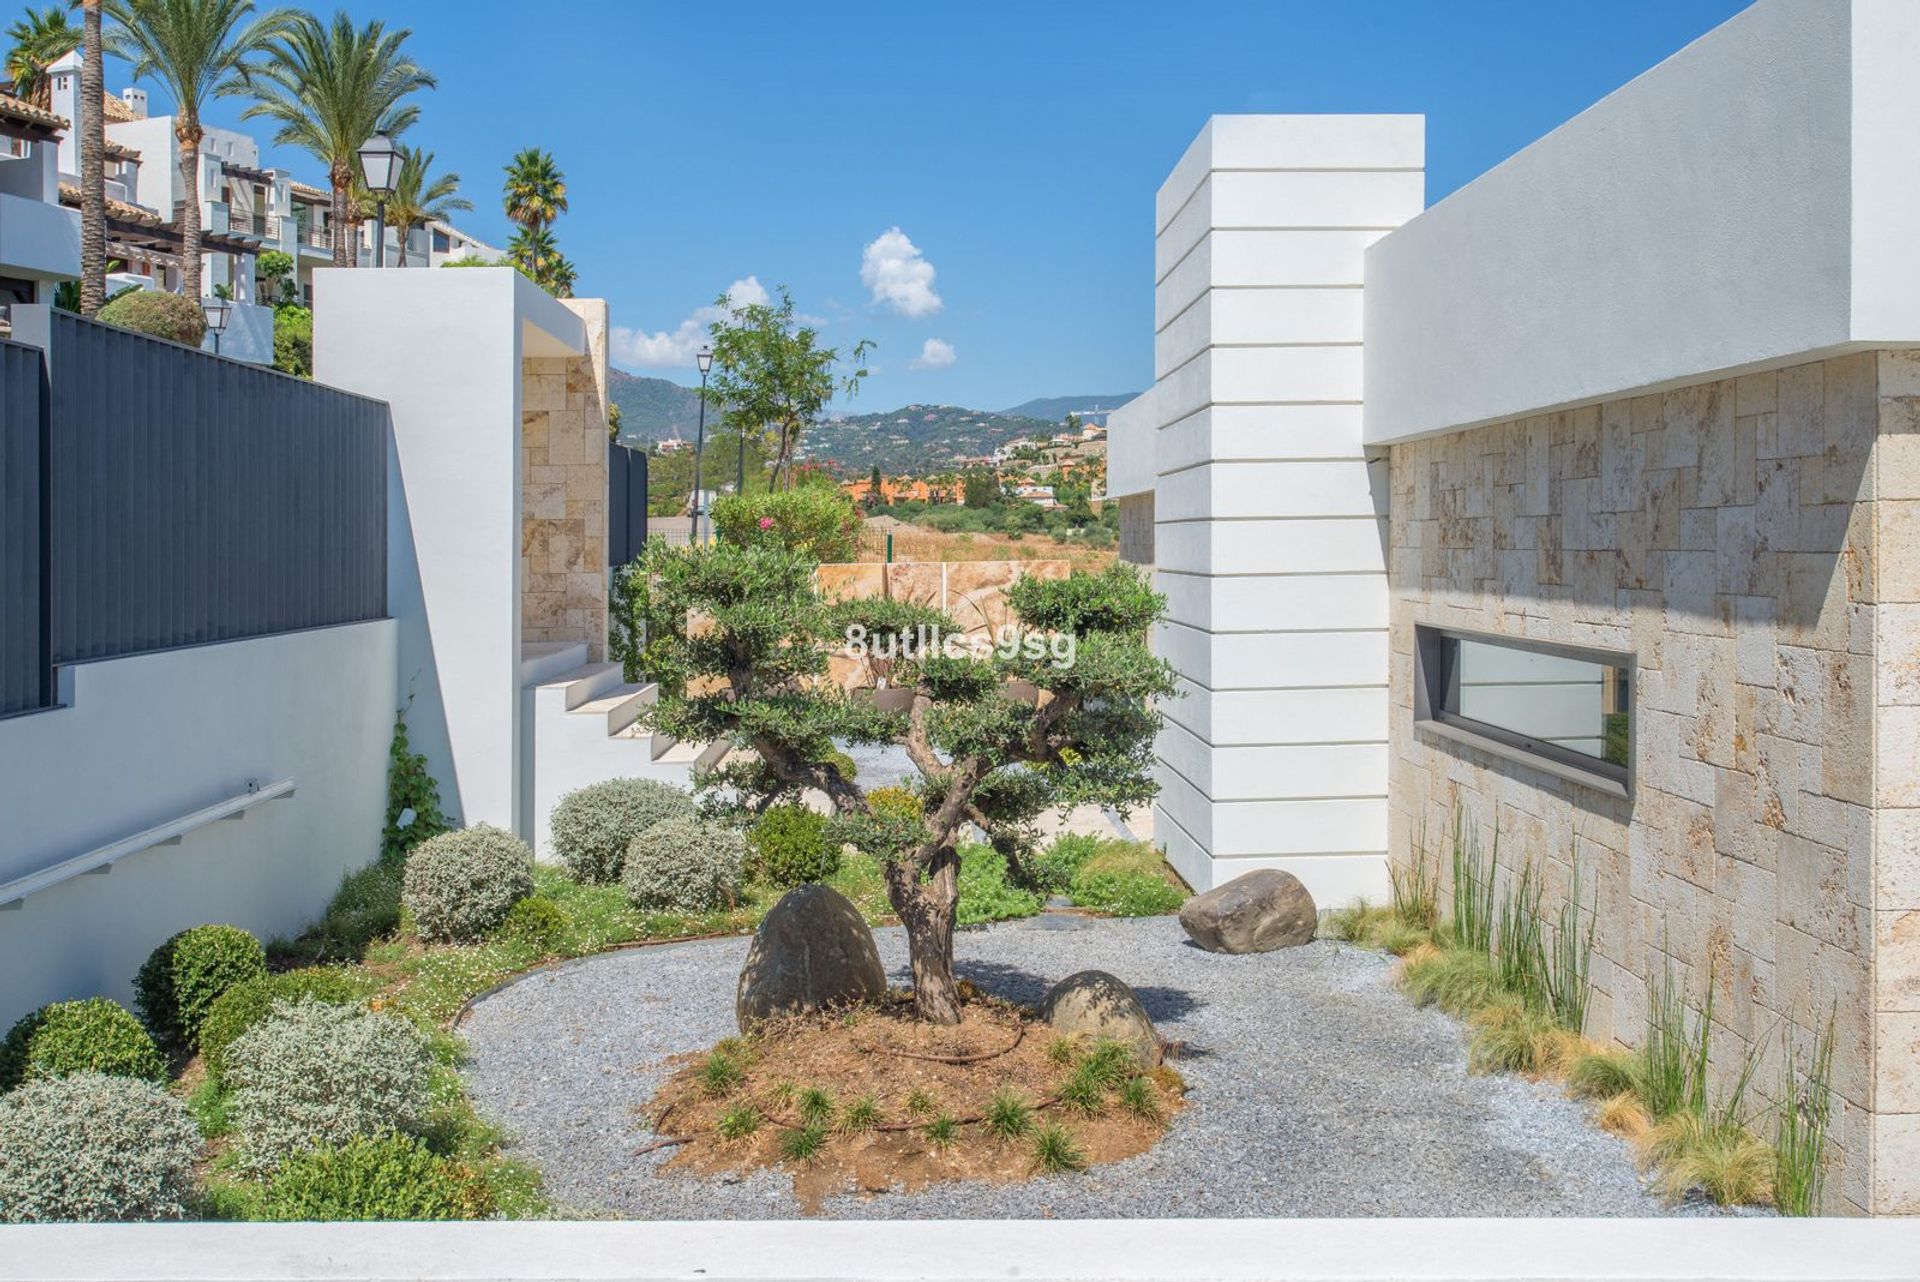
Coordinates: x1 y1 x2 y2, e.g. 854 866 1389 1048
886 846 962 1025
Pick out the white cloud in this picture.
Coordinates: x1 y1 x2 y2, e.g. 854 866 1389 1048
909 337 956 370
860 227 942 317
610 276 769 369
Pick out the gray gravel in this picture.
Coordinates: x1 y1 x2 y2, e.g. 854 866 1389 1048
459 915 1695 1219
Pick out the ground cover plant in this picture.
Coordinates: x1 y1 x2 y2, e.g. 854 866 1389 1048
1331 814 1837 1213
646 999 1184 1209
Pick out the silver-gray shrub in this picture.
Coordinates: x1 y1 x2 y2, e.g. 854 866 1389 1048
549 777 696 883
0 1072 201 1222
223 997 433 1176
622 817 747 912
402 824 535 943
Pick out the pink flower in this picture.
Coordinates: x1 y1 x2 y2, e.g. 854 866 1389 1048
759 516 775 530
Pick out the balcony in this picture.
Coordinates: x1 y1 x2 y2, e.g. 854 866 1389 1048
0 191 80 281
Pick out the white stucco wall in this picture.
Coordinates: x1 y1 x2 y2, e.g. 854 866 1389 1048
0 622 395 1028
1128 114 1422 903
1364 0 1920 445
315 268 586 836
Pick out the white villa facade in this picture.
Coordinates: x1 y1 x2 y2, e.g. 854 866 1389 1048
1107 0 1920 1215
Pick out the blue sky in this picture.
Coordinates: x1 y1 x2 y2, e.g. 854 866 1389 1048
26 0 1750 409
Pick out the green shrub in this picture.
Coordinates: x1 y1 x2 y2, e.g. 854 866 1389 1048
0 1072 201 1222
622 817 746 912
402 824 535 943
495 896 567 951
0 998 165 1091
1028 833 1100 894
866 785 923 822
134 924 268 1048
199 970 363 1086
97 290 207 347
262 1134 489 1222
1070 842 1186 917
272 304 312 377
285 859 407 963
956 843 1044 924
382 706 450 861
224 997 434 1176
748 804 839 887
711 487 861 563
549 777 695 884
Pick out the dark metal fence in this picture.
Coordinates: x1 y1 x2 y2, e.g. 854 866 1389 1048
0 340 50 716
0 310 390 716
608 439 648 567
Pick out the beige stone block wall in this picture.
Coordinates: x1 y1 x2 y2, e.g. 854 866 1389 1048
1387 350 1920 1214
520 300 611 659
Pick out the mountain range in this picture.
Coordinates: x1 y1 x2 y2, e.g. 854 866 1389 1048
608 369 1137 474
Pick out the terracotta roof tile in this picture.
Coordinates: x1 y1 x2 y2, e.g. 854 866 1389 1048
0 91 68 133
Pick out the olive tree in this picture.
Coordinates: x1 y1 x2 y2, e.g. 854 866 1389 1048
623 539 1174 1024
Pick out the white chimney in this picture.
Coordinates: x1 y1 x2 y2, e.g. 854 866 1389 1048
120 87 148 119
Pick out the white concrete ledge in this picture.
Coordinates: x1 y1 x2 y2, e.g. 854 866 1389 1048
4 1218 1917 1282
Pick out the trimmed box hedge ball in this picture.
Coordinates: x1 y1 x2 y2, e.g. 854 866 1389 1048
0 1072 201 1223
402 824 535 943
96 290 208 347
549 777 694 884
133 924 268 1048
622 817 747 913
747 803 839 888
0 998 165 1092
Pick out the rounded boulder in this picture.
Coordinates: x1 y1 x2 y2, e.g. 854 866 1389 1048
1177 868 1317 953
1040 969 1160 1066
736 884 887 1032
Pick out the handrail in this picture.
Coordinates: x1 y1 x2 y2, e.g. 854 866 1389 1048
0 777 295 910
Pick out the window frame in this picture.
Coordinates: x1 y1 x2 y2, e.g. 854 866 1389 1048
1412 624 1634 799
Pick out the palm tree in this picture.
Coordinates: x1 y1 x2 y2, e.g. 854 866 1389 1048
104 0 293 302
501 147 565 234
4 6 79 106
506 223 556 286
242 11 433 267
77 0 105 315
382 147 469 267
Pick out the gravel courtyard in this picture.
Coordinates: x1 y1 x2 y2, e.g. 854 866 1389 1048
459 913 1691 1219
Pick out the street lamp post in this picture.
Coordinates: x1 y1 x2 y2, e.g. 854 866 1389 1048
201 295 230 357
692 347 713 543
356 133 402 268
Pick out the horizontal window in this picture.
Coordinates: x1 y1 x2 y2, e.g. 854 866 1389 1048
1413 625 1632 796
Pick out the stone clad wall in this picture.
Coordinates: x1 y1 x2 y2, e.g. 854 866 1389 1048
520 301 611 660
1387 350 1920 1214
1117 492 1154 567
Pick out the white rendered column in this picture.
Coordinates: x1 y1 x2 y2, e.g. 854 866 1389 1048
1147 115 1423 901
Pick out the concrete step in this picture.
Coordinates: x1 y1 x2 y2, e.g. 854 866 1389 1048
519 641 589 687
536 661 625 711
571 681 654 737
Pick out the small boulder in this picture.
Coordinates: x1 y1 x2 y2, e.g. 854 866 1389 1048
736 884 887 1031
1040 970 1160 1066
1178 869 1317 954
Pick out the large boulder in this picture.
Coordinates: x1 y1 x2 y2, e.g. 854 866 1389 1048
736 884 887 1031
1178 869 1317 954
1040 970 1160 1066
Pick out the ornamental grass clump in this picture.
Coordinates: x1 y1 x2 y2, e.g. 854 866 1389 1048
1774 1016 1837 1216
0 998 165 1091
223 997 434 1176
0 1072 201 1223
134 923 268 1048
402 824 536 943
262 1135 491 1222
621 817 746 913
549 777 695 884
1068 841 1186 918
